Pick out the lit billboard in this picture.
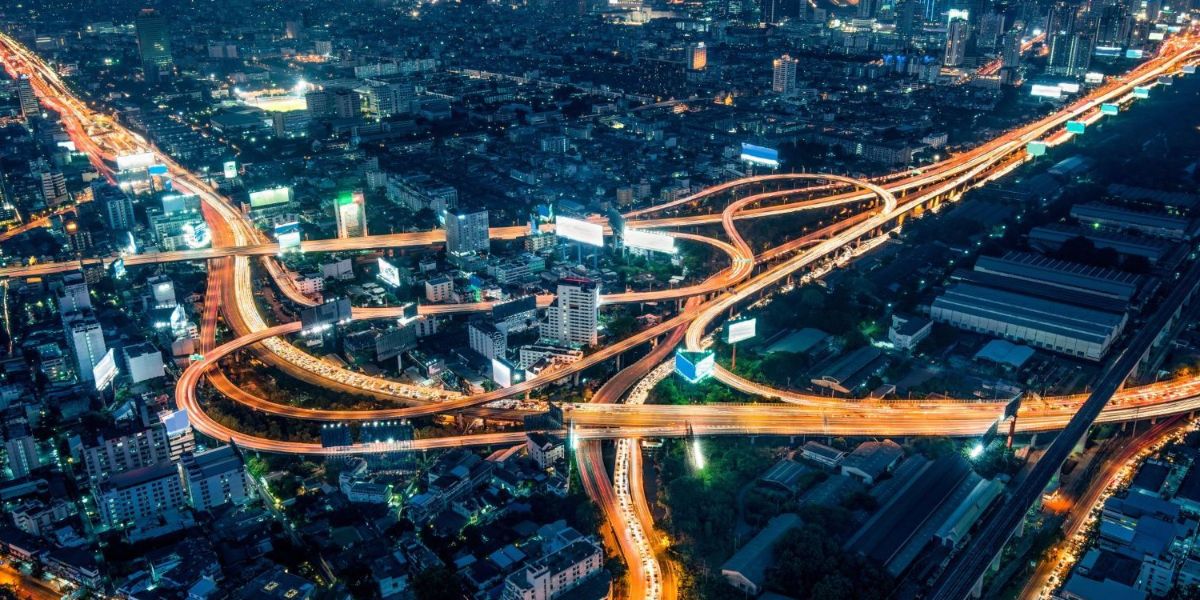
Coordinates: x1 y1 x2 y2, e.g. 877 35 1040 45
1026 141 1048 157
249 186 293 209
1084 72 1105 84
675 350 715 384
223 160 238 179
378 257 401 287
740 143 780 168
1030 84 1063 98
1134 86 1151 98
555 216 604 247
116 152 155 172
1057 82 1080 94
1126 49 1145 59
93 349 118 391
148 164 169 176
1157 75 1173 86
624 228 677 254
301 297 353 334
726 318 757 344
1066 121 1086 134
1100 103 1120 115
492 358 523 388
1094 46 1123 58
274 222 301 250
1148 31 1165 41
1184 65 1197 75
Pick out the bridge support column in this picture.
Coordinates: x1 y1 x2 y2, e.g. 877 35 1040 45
990 553 1001 573
1016 517 1026 538
971 576 983 599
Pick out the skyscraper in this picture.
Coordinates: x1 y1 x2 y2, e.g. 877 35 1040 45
688 43 708 71
444 209 490 256
15 75 39 119
1046 1 1092 77
545 278 599 347
63 310 106 383
135 9 173 79
772 55 799 95
335 191 368 238
944 18 970 67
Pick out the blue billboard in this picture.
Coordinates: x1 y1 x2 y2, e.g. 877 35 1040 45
1066 121 1086 134
740 143 780 168
675 351 715 383
1133 86 1151 98
1026 141 1048 157
1100 103 1120 116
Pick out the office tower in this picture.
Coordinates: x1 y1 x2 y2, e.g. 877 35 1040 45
895 0 920 39
545 278 600 347
469 320 507 360
975 12 1005 52
134 9 173 79
57 272 92 315
305 87 361 119
101 188 136 230
334 191 367 238
180 445 252 512
445 209 490 256
38 171 67 205
1094 0 1133 47
857 0 879 19
16 75 38 119
63 310 106 383
5 423 40 479
688 43 708 71
1001 30 1023 67
1046 1 1088 76
95 462 186 528
772 55 799 95
944 18 970 66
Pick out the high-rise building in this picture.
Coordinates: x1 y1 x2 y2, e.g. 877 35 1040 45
1047 1 1092 77
56 273 91 315
134 9 173 78
38 171 67 205
95 461 186 528
80 422 172 481
16 75 39 119
5 423 40 479
305 87 361 119
445 209 490 256
100 188 136 230
545 278 599 347
688 43 708 71
469 320 508 361
334 191 367 238
857 0 879 19
771 55 799 95
180 445 252 512
63 310 106 383
944 18 970 67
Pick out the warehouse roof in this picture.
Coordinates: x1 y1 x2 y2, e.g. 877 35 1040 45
974 252 1141 301
932 282 1126 345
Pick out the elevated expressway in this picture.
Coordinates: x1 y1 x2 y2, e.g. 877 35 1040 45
6 31 1200 453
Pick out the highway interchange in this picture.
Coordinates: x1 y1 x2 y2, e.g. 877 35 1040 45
3 28 1200 600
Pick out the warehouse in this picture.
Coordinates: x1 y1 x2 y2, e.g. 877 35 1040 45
930 282 1127 361
1027 224 1172 265
1071 203 1196 241
972 252 1142 302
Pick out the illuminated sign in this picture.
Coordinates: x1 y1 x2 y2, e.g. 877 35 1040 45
182 222 211 249
946 8 969 21
110 258 127 279
160 409 191 436
274 221 301 250
1101 103 1120 115
675 350 715 383
1148 31 1165 41
249 186 293 209
726 318 757 344
162 194 198 216
1026 141 1048 157
378 257 401 287
1157 75 1173 86
740 143 781 168
491 357 523 388
1084 72 1105 84
1134 86 1151 98
1057 82 1080 94
148 164 169 176
1094 46 1123 57
1184 65 1197 75
223 160 238 179
116 152 156 172
1030 84 1063 98
624 228 677 254
1126 49 1145 59
92 349 118 391
300 297 353 334
125 231 137 255
555 216 604 247
1066 121 1086 134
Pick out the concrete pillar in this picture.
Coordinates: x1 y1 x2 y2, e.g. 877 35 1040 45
990 553 1001 573
971 576 983 599
1016 517 1026 538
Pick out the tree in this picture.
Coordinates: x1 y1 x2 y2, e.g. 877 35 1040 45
412 566 462 600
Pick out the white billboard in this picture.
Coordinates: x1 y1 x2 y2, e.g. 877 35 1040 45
223 160 238 179
1030 84 1063 98
727 318 757 344
378 257 401 287
93 349 118 391
116 152 156 172
1084 72 1105 84
492 358 514 388
249 186 292 209
274 222 301 250
1057 82 1080 93
555 216 604 247
624 228 677 254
